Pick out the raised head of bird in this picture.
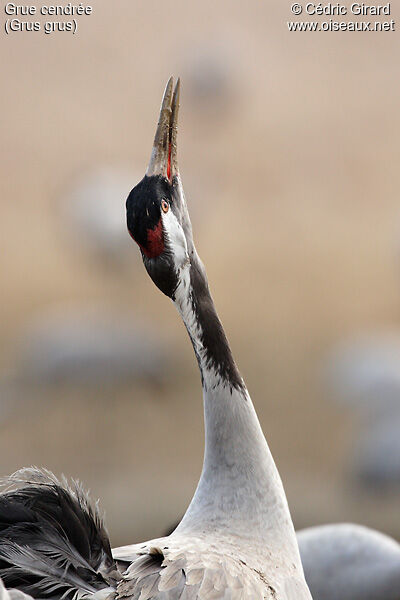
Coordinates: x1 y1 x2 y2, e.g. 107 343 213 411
126 77 199 300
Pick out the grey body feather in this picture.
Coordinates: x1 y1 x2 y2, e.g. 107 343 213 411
0 469 311 600
113 537 310 600
298 523 400 600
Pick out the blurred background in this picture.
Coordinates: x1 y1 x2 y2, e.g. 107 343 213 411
1 1 399 547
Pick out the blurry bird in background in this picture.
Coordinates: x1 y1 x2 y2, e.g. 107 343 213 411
326 333 400 412
182 48 236 118
298 523 400 600
325 332 400 491
0 305 168 426
61 168 140 269
15 305 167 388
352 414 400 490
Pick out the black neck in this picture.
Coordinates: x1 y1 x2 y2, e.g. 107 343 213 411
181 256 244 393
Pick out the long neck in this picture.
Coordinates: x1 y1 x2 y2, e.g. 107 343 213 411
172 253 301 563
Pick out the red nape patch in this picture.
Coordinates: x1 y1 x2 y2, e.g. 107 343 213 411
129 219 164 258
144 218 165 258
146 219 164 257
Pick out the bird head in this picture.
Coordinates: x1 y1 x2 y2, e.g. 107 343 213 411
126 78 195 299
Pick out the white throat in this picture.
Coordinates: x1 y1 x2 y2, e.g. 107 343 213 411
161 208 189 271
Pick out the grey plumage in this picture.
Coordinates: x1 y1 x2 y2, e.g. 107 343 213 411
298 523 400 600
113 539 309 600
0 468 308 600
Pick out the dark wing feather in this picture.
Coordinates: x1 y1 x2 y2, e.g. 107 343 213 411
0 576 34 600
0 468 119 599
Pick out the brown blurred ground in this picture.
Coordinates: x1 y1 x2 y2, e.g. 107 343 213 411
1 1 399 546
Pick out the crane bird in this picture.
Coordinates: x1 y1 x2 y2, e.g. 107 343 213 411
297 523 400 600
62 167 138 267
0 78 312 599
16 305 167 387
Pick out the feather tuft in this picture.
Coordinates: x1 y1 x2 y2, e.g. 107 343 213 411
0 468 118 599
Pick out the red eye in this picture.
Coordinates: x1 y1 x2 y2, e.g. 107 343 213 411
161 199 169 213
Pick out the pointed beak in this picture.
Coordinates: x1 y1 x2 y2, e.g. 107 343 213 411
146 77 181 182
